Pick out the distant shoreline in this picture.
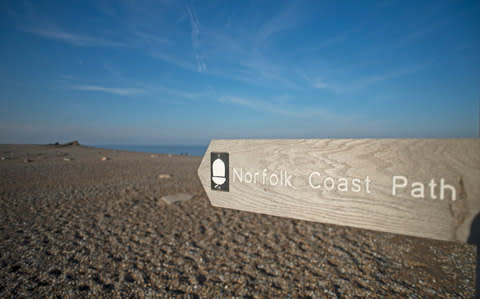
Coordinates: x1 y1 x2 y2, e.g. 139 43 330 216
90 144 207 157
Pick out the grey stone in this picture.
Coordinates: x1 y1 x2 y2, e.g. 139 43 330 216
161 193 193 204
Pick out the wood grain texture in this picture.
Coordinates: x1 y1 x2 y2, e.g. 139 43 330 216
198 139 480 243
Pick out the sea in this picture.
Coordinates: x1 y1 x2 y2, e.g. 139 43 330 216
93 145 208 157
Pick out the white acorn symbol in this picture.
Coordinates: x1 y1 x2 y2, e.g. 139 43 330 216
212 158 226 186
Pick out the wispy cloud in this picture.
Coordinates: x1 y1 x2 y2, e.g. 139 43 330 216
150 84 214 100
297 71 328 89
219 96 341 119
219 96 272 112
103 63 123 80
196 3 307 88
23 26 127 47
71 81 212 100
27 22 198 73
312 81 328 89
101 63 215 100
287 30 353 59
148 50 198 72
327 61 432 94
71 85 144 95
303 74 328 89
186 4 206 72
255 2 302 49
133 30 170 46
13 0 304 88
129 27 198 72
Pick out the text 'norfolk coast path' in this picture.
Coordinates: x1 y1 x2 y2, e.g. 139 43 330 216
198 139 480 243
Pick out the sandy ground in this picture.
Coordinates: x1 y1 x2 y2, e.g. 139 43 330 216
0 144 475 298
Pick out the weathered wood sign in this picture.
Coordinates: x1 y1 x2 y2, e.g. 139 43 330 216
198 139 480 243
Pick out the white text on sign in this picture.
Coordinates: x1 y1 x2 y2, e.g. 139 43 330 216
232 168 456 201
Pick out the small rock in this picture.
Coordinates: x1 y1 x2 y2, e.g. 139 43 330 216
101 156 109 161
103 283 115 291
124 273 135 283
167 154 172 158
0 157 5 160
63 158 71 161
78 285 90 292
23 158 32 163
150 154 157 158
161 193 193 204
49 269 62 277
158 174 172 179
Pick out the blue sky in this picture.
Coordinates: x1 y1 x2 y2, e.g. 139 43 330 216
0 0 479 145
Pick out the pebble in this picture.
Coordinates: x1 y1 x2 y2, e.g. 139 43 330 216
0 144 474 298
101 157 109 161
161 193 193 204
158 174 172 179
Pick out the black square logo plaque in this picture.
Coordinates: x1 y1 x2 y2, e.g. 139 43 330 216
211 152 229 191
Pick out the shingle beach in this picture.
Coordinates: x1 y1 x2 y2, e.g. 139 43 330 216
0 144 475 297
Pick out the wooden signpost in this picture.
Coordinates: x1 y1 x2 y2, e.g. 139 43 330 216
198 139 480 243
